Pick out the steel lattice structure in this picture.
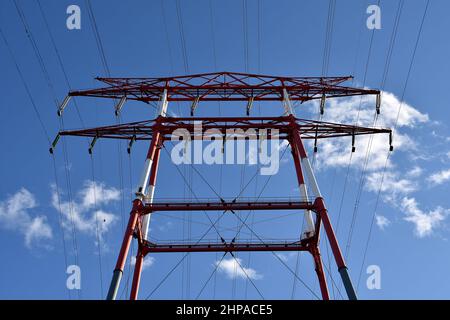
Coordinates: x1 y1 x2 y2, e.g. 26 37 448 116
52 72 392 300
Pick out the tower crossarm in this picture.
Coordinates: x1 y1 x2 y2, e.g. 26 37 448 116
66 71 379 103
57 116 392 143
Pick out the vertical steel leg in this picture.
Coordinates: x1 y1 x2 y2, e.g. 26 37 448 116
310 246 330 300
314 197 357 300
106 199 143 300
107 126 162 300
130 249 145 300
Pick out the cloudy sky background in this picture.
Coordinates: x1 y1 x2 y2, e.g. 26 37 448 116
1 0 450 299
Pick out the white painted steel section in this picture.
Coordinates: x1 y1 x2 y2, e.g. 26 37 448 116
141 185 155 240
157 89 168 117
282 89 296 116
301 157 322 198
299 183 315 239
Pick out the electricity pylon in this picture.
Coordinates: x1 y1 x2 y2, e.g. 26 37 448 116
51 72 392 300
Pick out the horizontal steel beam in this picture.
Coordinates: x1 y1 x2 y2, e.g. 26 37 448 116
143 241 310 254
142 201 315 214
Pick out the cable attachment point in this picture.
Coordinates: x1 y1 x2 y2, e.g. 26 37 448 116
88 135 98 154
320 93 326 115
376 93 381 115
246 96 254 116
351 132 356 153
389 131 394 152
222 133 226 154
115 96 127 116
127 135 136 154
191 96 200 116
57 95 72 116
313 125 319 153
49 133 60 154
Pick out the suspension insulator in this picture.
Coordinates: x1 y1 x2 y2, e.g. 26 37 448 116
352 133 356 152
115 96 127 116
127 135 136 154
246 97 254 116
88 136 98 154
389 131 394 151
57 96 72 116
191 97 200 116
320 93 326 115
49 133 61 154
222 134 227 154
376 93 381 115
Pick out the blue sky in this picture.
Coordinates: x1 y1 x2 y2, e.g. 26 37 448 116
1 0 450 300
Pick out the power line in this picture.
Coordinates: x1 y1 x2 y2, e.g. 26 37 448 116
356 0 430 292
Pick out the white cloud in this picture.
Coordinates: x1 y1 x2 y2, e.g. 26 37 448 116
51 180 119 240
307 91 428 172
428 168 450 186
216 257 262 280
375 215 390 230
130 256 155 270
401 197 448 238
0 188 53 248
79 180 121 209
407 166 423 178
365 170 417 202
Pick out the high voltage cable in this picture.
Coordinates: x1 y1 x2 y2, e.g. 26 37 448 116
231 212 320 299
195 252 227 299
356 0 430 292
0 27 51 144
345 0 404 261
51 154 71 299
36 0 85 128
334 0 380 258
2 6 83 298
322 0 336 76
175 0 191 298
160 0 182 117
207 0 222 298
245 0 262 298
144 211 228 299
90 154 105 297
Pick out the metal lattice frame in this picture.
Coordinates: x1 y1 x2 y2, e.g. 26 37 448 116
52 72 391 301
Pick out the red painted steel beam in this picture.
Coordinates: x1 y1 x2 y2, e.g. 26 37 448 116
142 241 310 254
141 200 314 214
67 72 378 102
58 116 392 142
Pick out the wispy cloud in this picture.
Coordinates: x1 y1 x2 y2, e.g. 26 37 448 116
215 257 262 280
0 188 52 248
365 170 417 204
401 197 448 238
130 256 155 270
51 180 120 242
375 215 390 230
303 91 450 239
428 168 450 186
